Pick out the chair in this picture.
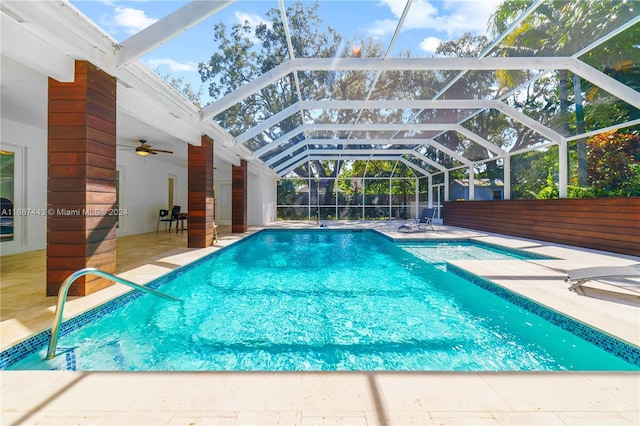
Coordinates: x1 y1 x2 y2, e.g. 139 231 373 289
397 208 435 232
565 264 640 292
157 206 181 232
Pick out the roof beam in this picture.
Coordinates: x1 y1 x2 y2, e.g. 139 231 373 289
455 126 507 157
255 123 507 158
253 128 304 158
275 148 445 175
202 57 574 120
293 56 573 71
568 58 640 109
564 118 640 143
431 0 545 101
278 155 432 177
301 99 491 110
236 99 562 153
491 102 563 143
274 150 310 175
200 61 294 120
264 138 470 167
1 12 76 82
277 0 305 124
236 103 300 143
116 0 234 68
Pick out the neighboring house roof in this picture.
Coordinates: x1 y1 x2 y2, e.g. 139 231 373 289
453 179 504 188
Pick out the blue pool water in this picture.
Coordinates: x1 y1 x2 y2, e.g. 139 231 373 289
4 230 639 371
398 240 552 264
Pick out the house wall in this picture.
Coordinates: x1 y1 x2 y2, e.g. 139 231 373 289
115 152 188 236
450 184 500 201
443 198 640 257
0 118 48 255
248 169 276 226
214 158 232 226
0 117 197 254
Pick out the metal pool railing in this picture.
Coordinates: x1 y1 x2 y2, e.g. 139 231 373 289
45 267 180 360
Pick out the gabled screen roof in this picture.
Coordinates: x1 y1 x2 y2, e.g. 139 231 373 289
69 0 640 177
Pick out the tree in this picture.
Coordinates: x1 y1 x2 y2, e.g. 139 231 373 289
198 1 447 209
199 0 341 184
489 0 639 189
156 70 204 109
586 130 640 196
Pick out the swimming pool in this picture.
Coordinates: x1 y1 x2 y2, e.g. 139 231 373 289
2 229 639 371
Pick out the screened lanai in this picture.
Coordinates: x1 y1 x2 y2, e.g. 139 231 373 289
171 0 639 221
5 0 638 226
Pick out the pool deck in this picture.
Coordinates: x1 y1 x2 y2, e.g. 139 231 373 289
1 221 639 425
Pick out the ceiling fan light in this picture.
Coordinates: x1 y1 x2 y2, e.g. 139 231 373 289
136 150 150 156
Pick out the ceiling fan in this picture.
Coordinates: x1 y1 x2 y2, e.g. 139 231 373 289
119 140 174 156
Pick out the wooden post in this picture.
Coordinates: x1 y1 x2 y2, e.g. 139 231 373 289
187 135 215 247
47 61 117 296
232 160 248 233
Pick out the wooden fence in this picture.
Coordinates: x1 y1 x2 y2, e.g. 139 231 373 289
443 198 640 257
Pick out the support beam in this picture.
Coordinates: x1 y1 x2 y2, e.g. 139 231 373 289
202 57 574 122
569 58 640 109
1 13 75 82
232 160 248 233
200 61 294 120
277 155 431 177
294 57 573 72
558 140 568 198
236 103 300 143
257 123 507 159
468 166 475 201
117 1 235 68
253 129 304 158
47 61 117 296
188 135 215 247
503 156 511 200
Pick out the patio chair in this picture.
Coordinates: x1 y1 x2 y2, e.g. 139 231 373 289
157 205 181 232
565 264 640 291
397 208 435 233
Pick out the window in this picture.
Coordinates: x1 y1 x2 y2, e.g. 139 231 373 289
0 150 15 242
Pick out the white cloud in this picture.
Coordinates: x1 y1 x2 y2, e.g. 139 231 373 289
147 58 196 73
379 0 409 17
367 18 400 39
419 36 441 53
368 0 502 39
235 11 271 30
234 11 271 44
113 7 157 34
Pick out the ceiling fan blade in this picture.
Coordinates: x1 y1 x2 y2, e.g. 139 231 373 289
150 149 174 154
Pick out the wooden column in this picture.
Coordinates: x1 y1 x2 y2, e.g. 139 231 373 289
232 160 248 233
187 135 215 248
47 61 117 296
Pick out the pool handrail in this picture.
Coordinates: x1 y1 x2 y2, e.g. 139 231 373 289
45 267 180 360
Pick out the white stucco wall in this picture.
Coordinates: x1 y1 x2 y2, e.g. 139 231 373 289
248 168 277 226
0 118 48 255
0 123 244 254
214 157 232 226
115 152 188 237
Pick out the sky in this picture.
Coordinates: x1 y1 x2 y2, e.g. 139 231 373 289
70 0 503 103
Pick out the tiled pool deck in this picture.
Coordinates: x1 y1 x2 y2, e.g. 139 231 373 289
1 221 639 425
